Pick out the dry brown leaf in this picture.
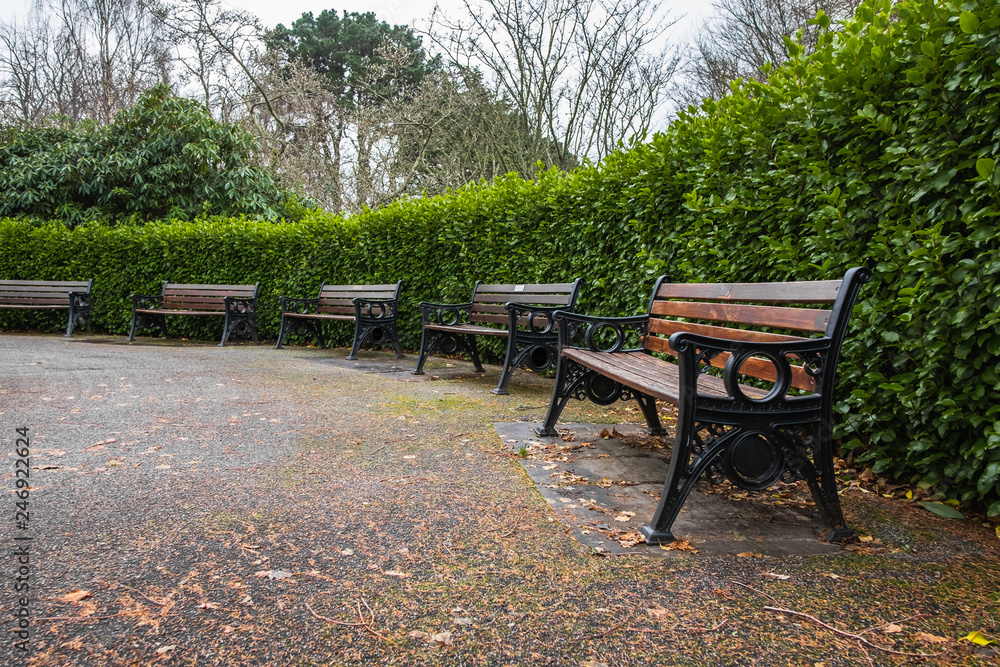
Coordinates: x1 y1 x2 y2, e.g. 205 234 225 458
914 632 950 644
430 631 454 646
60 589 92 602
407 630 429 640
737 552 762 558
658 538 697 552
882 623 903 634
156 645 175 654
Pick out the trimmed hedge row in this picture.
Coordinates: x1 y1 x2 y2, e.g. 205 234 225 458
1 0 998 515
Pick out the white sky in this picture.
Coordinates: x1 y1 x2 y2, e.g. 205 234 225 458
1 0 713 41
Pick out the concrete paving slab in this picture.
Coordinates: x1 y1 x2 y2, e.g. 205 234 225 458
496 421 840 558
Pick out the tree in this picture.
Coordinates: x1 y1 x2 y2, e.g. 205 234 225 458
0 0 170 126
0 84 297 225
428 0 680 168
679 0 864 105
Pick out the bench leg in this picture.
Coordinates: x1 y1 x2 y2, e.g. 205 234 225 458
274 315 289 349
492 332 520 395
466 335 485 373
787 424 853 541
411 328 431 375
642 419 731 544
128 311 165 341
64 311 76 337
346 321 364 360
535 356 588 437
634 393 667 436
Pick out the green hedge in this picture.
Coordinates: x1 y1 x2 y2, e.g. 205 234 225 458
1 0 998 516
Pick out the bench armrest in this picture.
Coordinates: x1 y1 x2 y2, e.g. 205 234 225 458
417 300 473 325
224 295 257 316
131 294 163 310
669 331 834 400
279 296 319 315
505 303 569 335
68 291 92 309
353 297 399 320
553 310 650 353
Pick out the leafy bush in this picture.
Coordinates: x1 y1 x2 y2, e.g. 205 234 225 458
1 0 997 516
0 84 302 226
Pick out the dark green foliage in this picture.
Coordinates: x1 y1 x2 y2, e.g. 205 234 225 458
1 0 998 515
265 10 440 108
0 85 300 226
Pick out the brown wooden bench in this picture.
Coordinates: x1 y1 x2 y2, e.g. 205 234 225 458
274 281 404 359
412 279 583 394
128 282 260 346
0 279 94 336
535 267 872 544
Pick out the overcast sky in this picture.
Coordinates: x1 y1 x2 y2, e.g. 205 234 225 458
2 0 713 41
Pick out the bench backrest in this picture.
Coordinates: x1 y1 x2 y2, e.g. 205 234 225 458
316 282 402 316
161 283 259 312
470 280 583 327
0 279 92 307
643 269 869 393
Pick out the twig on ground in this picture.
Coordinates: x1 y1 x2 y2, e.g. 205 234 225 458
366 443 389 457
764 607 950 658
732 580 780 605
305 600 387 641
113 582 173 606
500 518 522 538
858 613 929 637
576 623 624 641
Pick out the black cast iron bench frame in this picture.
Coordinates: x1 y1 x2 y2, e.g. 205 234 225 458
535 267 871 544
128 282 260 347
0 279 94 336
274 281 404 360
412 279 584 394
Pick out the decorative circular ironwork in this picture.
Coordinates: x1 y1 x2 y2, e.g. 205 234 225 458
526 311 555 335
723 432 784 490
584 374 621 406
438 336 459 355
724 351 789 404
438 307 459 326
526 345 553 371
585 322 625 353
369 327 386 344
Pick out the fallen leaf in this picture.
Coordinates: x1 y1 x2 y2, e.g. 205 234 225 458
453 617 473 626
221 625 236 634
646 608 669 619
659 539 697 552
882 623 903 634
196 602 220 610
384 570 410 578
156 645 175 654
616 532 645 548
964 631 998 646
340 549 354 556
737 552 762 558
914 632 950 644
407 630 429 640
763 572 790 580
429 631 453 646
60 589 92 602
920 502 965 519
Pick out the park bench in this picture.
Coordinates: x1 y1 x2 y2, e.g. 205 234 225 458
0 279 93 336
274 281 404 360
128 282 260 346
535 267 872 544
412 279 583 394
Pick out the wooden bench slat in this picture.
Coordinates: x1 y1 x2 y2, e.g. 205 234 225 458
284 312 355 322
647 318 811 344
319 290 398 299
477 283 577 293
0 304 67 309
650 300 832 334
423 323 509 337
473 293 573 306
165 283 257 290
643 335 817 392
0 284 90 292
321 284 399 292
656 279 843 303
